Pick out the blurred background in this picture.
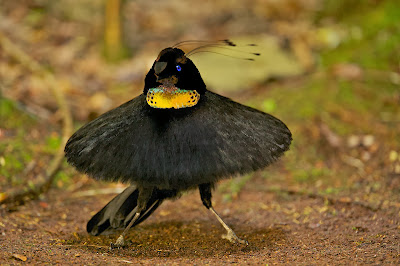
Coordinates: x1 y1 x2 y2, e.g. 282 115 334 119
1 0 400 263
1 0 399 203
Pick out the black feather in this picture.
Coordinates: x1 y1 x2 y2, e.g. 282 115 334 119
87 186 178 235
64 46 292 237
65 91 291 190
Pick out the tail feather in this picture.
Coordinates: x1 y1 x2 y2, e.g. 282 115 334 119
87 186 163 236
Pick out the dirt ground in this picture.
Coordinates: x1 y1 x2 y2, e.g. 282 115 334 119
1 174 399 265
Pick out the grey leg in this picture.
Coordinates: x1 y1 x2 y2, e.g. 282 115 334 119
111 186 154 248
199 183 248 245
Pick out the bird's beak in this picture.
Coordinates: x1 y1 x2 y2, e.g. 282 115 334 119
154 61 167 75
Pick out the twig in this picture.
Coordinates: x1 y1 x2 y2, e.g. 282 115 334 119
0 31 73 205
71 187 126 198
62 244 110 249
268 187 380 212
377 225 400 236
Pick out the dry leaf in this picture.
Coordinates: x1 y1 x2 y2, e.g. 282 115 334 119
0 192 8 202
39 201 49 208
12 254 27 262
332 63 363 80
73 232 80 240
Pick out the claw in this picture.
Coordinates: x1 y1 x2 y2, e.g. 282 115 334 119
222 230 249 245
110 235 126 249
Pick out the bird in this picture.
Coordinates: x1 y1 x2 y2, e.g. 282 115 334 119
64 41 292 247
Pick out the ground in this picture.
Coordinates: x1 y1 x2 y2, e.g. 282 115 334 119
1 0 400 264
1 175 399 264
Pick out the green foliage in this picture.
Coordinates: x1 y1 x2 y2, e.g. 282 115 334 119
219 174 254 202
0 98 35 128
25 7 45 26
262 98 277 113
293 167 329 184
0 98 56 188
44 134 62 153
0 98 15 117
257 0 400 197
319 0 400 70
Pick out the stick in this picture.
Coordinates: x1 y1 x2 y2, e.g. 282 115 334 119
268 187 380 212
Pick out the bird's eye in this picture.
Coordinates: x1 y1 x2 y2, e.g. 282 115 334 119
176 65 182 72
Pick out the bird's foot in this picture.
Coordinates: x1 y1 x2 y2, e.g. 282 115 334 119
110 235 125 249
222 230 248 246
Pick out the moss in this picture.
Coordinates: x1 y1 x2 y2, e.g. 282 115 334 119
0 98 42 188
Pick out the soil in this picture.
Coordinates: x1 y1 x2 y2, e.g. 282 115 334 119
1 176 399 265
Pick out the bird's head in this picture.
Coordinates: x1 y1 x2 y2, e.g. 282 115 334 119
144 47 206 109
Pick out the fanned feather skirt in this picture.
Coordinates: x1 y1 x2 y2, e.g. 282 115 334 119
65 91 292 190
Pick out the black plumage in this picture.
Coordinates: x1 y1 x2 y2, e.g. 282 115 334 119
64 46 292 246
86 186 178 236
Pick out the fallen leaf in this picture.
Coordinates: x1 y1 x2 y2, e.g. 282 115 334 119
119 260 134 264
12 254 27 262
39 201 49 208
0 192 8 202
159 210 170 217
320 123 342 148
389 151 398 162
73 232 80 240
332 63 363 80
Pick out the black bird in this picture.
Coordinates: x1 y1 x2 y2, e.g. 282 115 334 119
64 43 292 247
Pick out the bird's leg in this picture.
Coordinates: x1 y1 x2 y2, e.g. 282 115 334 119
199 183 248 245
111 186 154 248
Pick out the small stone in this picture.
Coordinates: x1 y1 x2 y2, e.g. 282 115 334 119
347 135 360 148
361 151 371 161
362 135 375 147
389 72 400 85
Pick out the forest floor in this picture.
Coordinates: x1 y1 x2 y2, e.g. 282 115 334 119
1 175 400 265
1 0 400 264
